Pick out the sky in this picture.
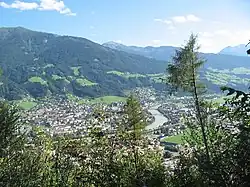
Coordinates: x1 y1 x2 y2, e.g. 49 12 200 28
0 0 250 53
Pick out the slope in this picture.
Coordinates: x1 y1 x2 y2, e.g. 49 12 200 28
103 42 250 92
0 27 167 100
219 44 248 56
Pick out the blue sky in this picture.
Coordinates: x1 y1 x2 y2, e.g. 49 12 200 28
1 0 250 53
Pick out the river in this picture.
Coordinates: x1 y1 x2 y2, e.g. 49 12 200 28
146 104 168 130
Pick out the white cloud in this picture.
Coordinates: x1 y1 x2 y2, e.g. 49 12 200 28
186 14 201 22
114 40 122 43
0 1 38 10
167 25 175 30
172 14 201 23
214 29 231 37
154 18 172 25
151 40 161 46
198 31 214 37
59 8 76 16
154 15 249 53
154 18 175 30
172 16 186 23
155 14 201 25
154 14 200 32
198 29 250 53
0 0 76 16
155 14 201 26
89 26 95 29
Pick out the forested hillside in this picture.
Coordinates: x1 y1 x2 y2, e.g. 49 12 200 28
0 27 166 100
1 27 250 100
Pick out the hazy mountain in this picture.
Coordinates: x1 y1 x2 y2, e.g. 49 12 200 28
103 42 177 61
103 41 250 68
103 41 250 92
219 44 248 56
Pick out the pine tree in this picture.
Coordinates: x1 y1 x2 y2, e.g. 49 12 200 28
123 95 147 139
167 34 210 163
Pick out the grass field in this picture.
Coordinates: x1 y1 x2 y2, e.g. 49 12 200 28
70 66 81 76
107 71 146 78
89 96 127 104
52 74 64 81
107 71 166 82
28 76 47 85
163 133 184 144
18 101 37 110
76 78 97 86
205 68 250 86
66 94 127 105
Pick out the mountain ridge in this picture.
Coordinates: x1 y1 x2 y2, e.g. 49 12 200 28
0 27 167 100
102 41 250 92
1 27 250 100
219 44 248 56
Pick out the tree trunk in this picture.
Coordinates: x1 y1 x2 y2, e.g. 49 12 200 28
191 60 210 163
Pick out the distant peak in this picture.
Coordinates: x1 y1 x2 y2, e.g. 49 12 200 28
103 41 123 45
219 44 247 56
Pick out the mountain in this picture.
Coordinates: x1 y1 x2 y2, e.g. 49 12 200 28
0 27 167 100
1 28 250 101
103 41 177 61
103 41 250 92
219 44 248 56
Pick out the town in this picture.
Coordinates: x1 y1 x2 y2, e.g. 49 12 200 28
19 87 224 165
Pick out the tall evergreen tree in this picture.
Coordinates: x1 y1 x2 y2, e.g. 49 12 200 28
123 95 147 138
166 34 210 162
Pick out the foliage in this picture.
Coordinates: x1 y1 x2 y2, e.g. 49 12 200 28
0 97 166 187
246 40 250 55
166 34 210 164
166 39 250 187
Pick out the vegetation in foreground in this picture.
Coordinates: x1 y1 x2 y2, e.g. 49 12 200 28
166 34 250 186
0 96 166 187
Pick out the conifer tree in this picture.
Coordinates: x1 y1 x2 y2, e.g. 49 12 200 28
167 34 210 162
